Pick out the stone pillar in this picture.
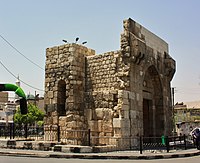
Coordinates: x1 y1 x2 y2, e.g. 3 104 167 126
44 43 95 142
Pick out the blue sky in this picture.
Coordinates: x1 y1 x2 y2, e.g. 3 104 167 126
0 0 200 103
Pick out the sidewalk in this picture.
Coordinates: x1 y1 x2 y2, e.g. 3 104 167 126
0 148 200 160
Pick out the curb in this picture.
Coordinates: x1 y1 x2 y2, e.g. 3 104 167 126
0 150 200 160
48 151 200 160
0 151 49 158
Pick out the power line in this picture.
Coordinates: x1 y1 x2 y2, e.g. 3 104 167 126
0 60 44 92
0 34 44 71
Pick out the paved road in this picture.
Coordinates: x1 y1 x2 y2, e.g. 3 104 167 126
1 155 200 163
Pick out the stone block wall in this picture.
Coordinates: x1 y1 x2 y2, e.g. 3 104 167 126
44 18 176 149
86 51 119 91
120 18 175 137
44 44 95 142
85 51 120 145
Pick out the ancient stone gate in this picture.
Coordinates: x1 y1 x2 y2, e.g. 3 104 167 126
44 18 175 149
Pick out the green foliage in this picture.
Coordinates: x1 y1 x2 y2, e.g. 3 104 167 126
37 120 44 126
14 104 44 125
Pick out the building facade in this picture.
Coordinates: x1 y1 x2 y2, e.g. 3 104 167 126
44 18 176 148
0 92 8 120
174 102 200 136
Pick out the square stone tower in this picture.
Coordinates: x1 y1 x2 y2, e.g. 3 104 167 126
44 44 95 142
44 18 175 149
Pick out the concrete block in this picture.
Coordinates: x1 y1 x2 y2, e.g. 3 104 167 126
0 140 9 148
113 118 121 128
122 108 129 119
129 92 135 100
88 120 98 131
48 91 54 98
123 99 129 105
95 108 104 120
121 104 129 110
85 109 92 121
136 93 140 101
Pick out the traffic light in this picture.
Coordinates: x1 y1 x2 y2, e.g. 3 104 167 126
20 98 28 114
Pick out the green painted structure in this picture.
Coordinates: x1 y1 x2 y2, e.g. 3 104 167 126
0 83 27 114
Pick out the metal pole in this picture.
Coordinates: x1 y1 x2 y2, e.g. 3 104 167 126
166 136 170 153
12 123 15 139
25 123 28 138
172 87 175 135
184 134 187 150
9 123 12 139
34 91 37 106
140 136 143 154
57 125 60 142
88 129 91 146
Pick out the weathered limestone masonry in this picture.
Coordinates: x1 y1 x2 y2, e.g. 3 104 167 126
44 44 95 142
44 18 175 150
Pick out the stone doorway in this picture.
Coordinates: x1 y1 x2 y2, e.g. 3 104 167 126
143 99 153 137
143 66 164 137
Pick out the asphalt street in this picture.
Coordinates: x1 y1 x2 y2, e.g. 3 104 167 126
1 155 200 163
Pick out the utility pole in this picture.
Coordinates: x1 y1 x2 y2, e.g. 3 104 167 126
172 87 175 135
34 91 37 106
34 91 39 107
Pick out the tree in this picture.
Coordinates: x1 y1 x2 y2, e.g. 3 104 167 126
14 103 44 126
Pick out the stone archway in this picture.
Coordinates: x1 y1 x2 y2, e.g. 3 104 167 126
143 66 164 137
57 80 66 116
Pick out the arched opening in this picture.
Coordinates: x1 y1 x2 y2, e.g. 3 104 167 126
57 80 66 116
143 66 164 137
